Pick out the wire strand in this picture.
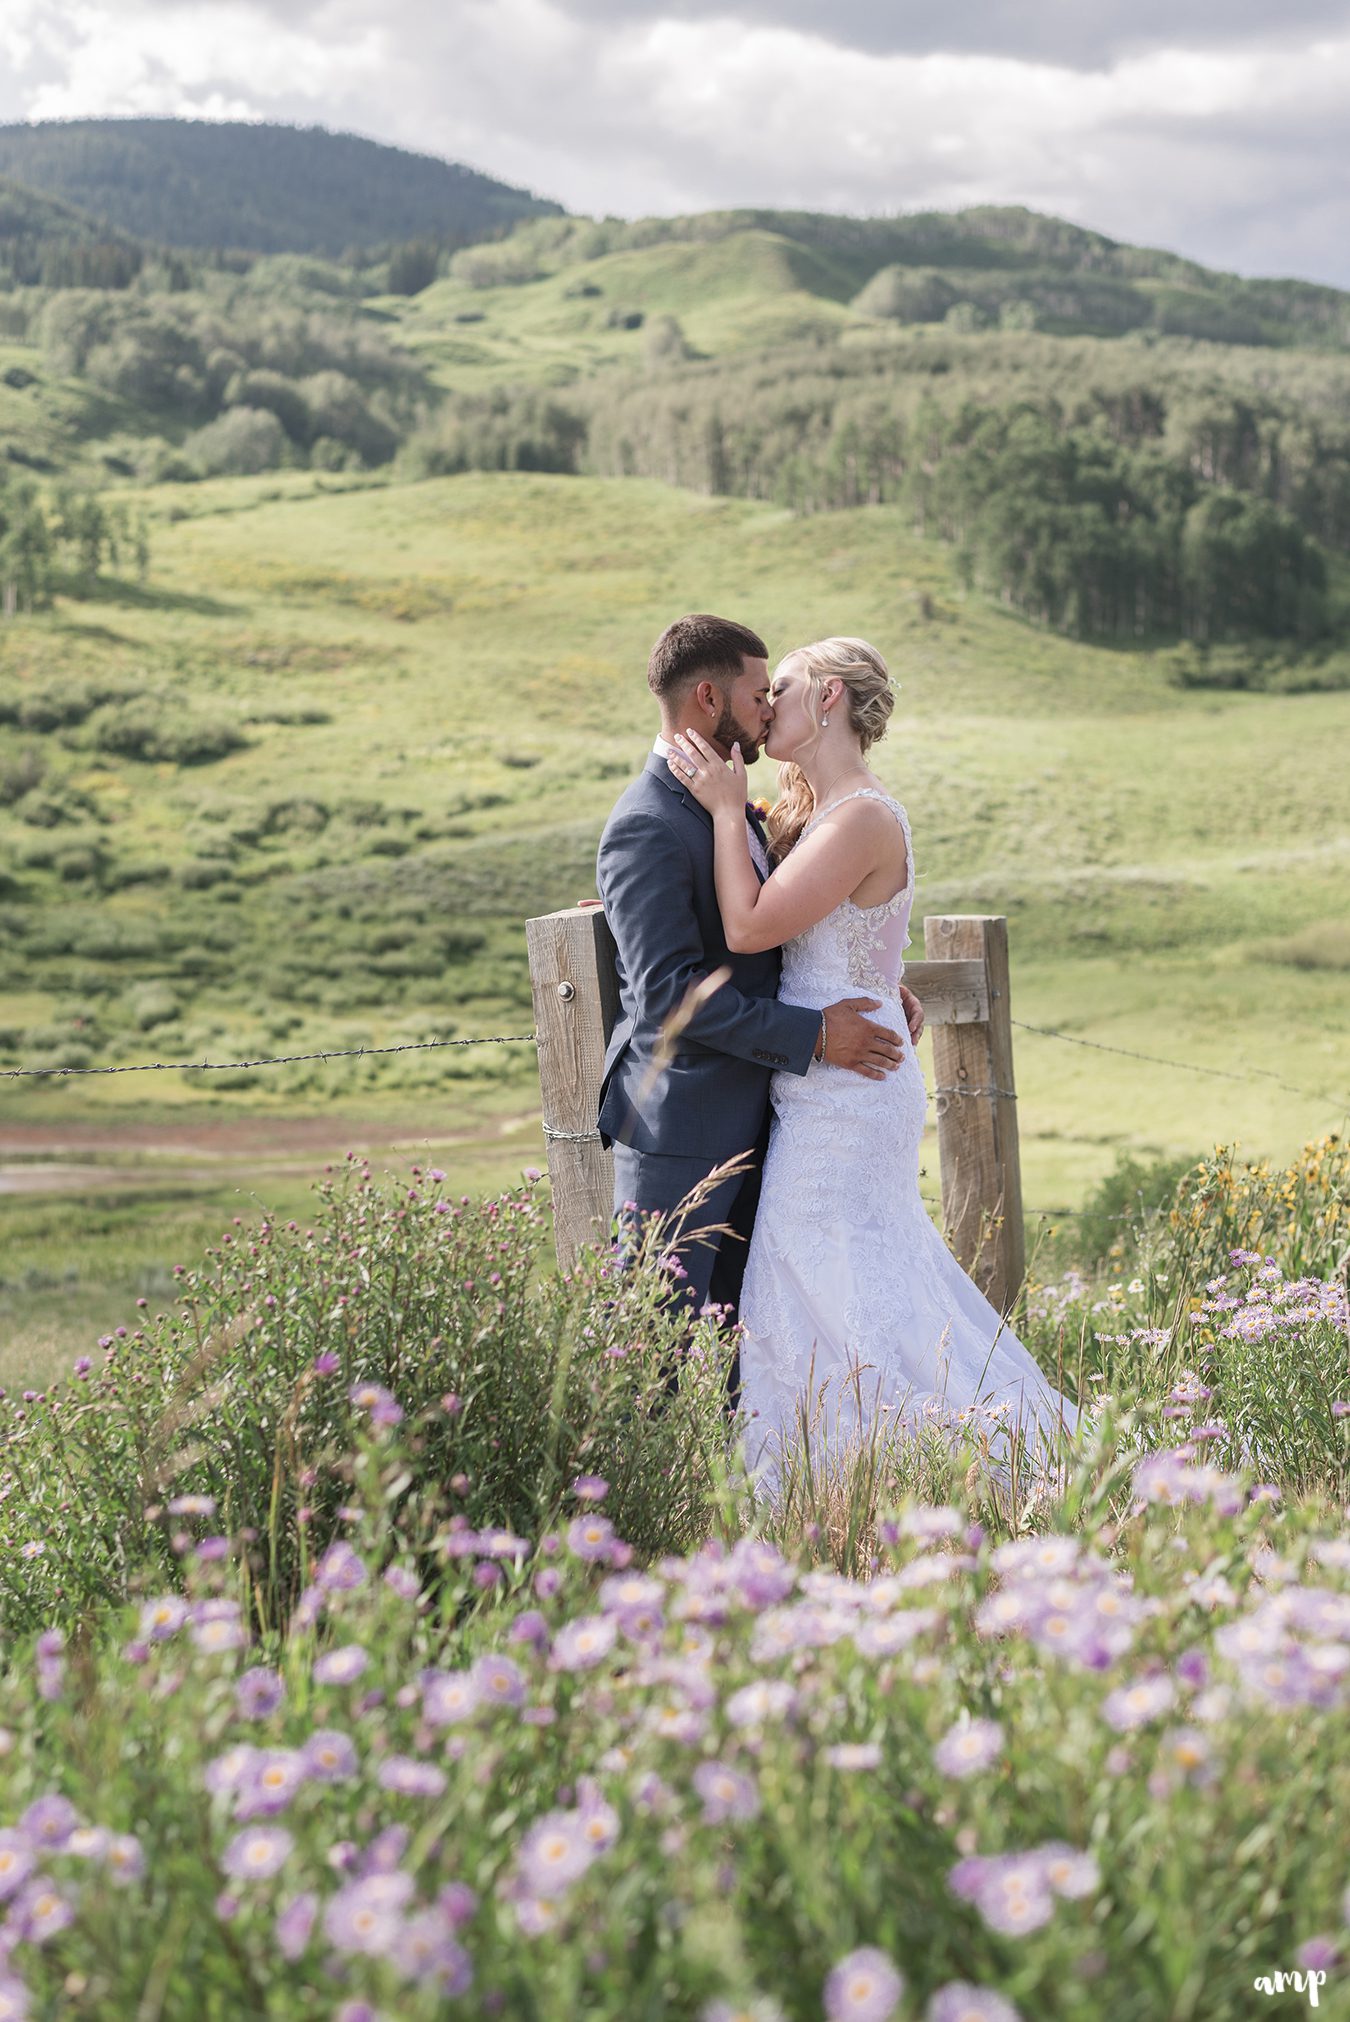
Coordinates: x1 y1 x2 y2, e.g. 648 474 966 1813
0 1034 537 1080
1011 1017 1348 1112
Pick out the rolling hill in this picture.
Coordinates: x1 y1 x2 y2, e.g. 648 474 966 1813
0 119 561 255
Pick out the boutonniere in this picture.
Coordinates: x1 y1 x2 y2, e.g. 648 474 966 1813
747 797 772 819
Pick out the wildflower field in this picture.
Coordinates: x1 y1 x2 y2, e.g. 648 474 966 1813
0 1136 1345 2020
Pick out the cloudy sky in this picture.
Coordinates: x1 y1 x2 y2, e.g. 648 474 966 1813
2 0 1349 284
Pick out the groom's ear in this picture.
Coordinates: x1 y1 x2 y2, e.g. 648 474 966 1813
692 678 720 720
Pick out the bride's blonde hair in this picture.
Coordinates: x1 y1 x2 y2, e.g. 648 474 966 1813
765 636 895 863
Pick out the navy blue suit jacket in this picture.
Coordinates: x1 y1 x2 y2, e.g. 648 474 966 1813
595 752 819 1159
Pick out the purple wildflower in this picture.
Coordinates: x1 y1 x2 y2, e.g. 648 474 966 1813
235 1668 286 1720
106 1833 145 1885
222 1826 294 1881
0 1974 28 2021
823 1947 905 2022
1102 1677 1177 1733
472 1653 526 1708
927 1987 1023 2022
477 1529 530 1560
314 1645 369 1687
204 1744 261 1798
192 1605 249 1655
313 1351 340 1375
348 1381 403 1428
439 1880 478 1927
824 1743 883 1771
692 1762 760 1825
1038 1843 1100 1899
383 1565 420 1601
949 1854 1055 1936
357 1825 410 1876
392 1911 473 1993
276 1890 318 1961
598 1571 665 1619
571 1475 609 1502
235 1749 309 1820
549 1615 617 1672
376 1756 447 1799
566 1515 615 1562
139 1596 190 1642
0 1833 35 1900
507 1609 551 1652
726 1679 798 1728
1297 1936 1341 1973
304 1729 359 1782
19 1795 77 1852
167 1494 217 1517
934 1718 1003 1779
422 1670 479 1726
518 1811 596 1898
12 1878 73 1943
316 1541 367 1592
323 1872 414 1956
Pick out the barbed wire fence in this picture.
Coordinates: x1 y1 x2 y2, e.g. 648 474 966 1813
3 1015 1345 1227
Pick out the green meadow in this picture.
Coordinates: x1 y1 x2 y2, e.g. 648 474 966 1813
2 467 1348 1378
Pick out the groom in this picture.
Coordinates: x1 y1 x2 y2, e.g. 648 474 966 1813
596 613 924 1355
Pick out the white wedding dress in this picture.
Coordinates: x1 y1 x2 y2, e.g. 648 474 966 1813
738 789 1079 1481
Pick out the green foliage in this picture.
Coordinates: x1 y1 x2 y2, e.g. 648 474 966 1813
86 697 248 765
385 240 441 296
0 174 143 290
1057 1149 1203 1271
417 344 1348 642
0 1167 735 1637
0 473 150 611
36 286 428 472
0 1138 1343 2017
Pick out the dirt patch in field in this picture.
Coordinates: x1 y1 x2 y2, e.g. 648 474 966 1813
0 1109 543 1194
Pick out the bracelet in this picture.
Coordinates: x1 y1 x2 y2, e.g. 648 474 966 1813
815 1010 827 1063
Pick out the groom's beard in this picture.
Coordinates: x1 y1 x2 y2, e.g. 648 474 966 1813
712 699 763 763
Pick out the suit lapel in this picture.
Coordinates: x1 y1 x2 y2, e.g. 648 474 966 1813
641 753 770 884
644 749 712 832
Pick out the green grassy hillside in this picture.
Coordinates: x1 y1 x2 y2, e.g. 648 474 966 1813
3 167 1349 1381
2 472 1345 1190
417 204 1350 360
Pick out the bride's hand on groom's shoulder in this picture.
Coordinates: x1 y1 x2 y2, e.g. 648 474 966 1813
667 730 746 814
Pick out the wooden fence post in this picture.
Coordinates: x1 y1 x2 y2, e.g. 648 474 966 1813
922 914 1026 1314
525 906 619 1266
526 904 1026 1305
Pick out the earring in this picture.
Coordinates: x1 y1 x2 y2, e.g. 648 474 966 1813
821 713 830 728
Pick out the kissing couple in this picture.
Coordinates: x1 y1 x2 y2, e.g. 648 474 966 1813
595 614 1079 1479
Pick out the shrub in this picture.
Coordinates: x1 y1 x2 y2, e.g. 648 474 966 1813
0 1167 735 1637
183 406 288 477
0 745 44 804
1061 1149 1202 1270
88 700 247 766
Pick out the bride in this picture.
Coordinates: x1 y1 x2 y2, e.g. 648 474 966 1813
666 636 1079 1478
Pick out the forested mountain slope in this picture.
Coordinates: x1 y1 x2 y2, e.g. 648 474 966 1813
0 120 560 255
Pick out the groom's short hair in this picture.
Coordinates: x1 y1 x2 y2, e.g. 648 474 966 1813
647 614 768 703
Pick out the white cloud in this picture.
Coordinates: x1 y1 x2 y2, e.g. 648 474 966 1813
1 0 1348 285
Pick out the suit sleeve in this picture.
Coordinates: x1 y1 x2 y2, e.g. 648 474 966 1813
598 809 819 1077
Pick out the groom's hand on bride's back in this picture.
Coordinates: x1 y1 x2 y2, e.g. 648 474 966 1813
824 998 905 1079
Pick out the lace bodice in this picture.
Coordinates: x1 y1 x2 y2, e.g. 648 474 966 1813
781 788 914 1005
